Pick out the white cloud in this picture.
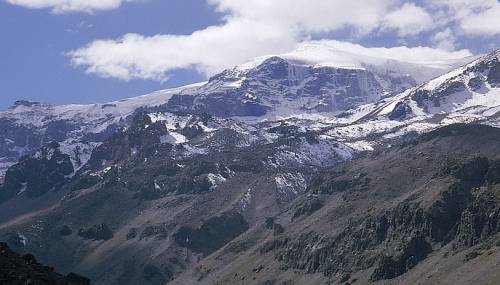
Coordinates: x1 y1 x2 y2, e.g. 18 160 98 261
6 0 135 13
432 28 457 50
382 3 434 36
209 0 395 35
425 0 500 36
68 0 401 81
66 0 496 82
460 4 500 36
280 40 472 83
289 40 471 64
69 36 472 82
68 19 298 81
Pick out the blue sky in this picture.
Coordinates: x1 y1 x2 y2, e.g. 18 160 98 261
1 0 499 110
0 0 221 109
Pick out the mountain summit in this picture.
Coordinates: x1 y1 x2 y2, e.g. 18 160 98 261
0 46 499 285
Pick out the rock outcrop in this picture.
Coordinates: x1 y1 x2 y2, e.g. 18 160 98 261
0 242 90 285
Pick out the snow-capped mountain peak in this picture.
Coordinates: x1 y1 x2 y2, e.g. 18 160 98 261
0 45 490 180
386 48 500 119
231 41 476 84
318 48 500 153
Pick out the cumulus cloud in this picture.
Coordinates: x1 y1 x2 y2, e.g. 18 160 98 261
66 0 497 81
209 0 394 35
68 36 471 82
6 0 135 13
382 3 434 36
432 28 457 51
68 0 399 81
69 19 298 81
290 40 471 64
459 4 500 36
426 0 500 36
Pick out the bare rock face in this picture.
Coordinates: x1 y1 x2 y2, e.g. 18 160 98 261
78 224 113 241
59 225 73 237
388 101 413 120
291 198 323 220
0 242 90 285
0 142 73 203
488 58 500 86
166 56 413 117
388 49 500 120
370 235 433 281
173 211 249 256
256 125 500 284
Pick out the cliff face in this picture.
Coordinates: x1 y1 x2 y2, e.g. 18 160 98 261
0 142 74 203
169 124 500 285
264 156 500 282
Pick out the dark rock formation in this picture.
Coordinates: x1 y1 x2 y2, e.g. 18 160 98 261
140 224 171 240
126 228 138 240
468 76 483 90
78 224 113 241
309 172 370 194
487 57 500 86
389 101 413 120
371 235 433 281
0 242 90 285
173 212 249 256
292 198 323 220
143 264 173 285
259 128 500 282
264 218 285 236
166 56 410 116
0 142 74 203
59 225 73 237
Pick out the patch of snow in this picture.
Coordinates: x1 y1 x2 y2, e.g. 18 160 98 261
18 233 27 247
131 146 138 156
17 183 28 196
59 140 99 173
160 132 187 145
344 141 374 152
207 173 227 191
154 181 161 190
0 158 15 181
274 172 307 198
237 188 253 211
182 145 208 156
